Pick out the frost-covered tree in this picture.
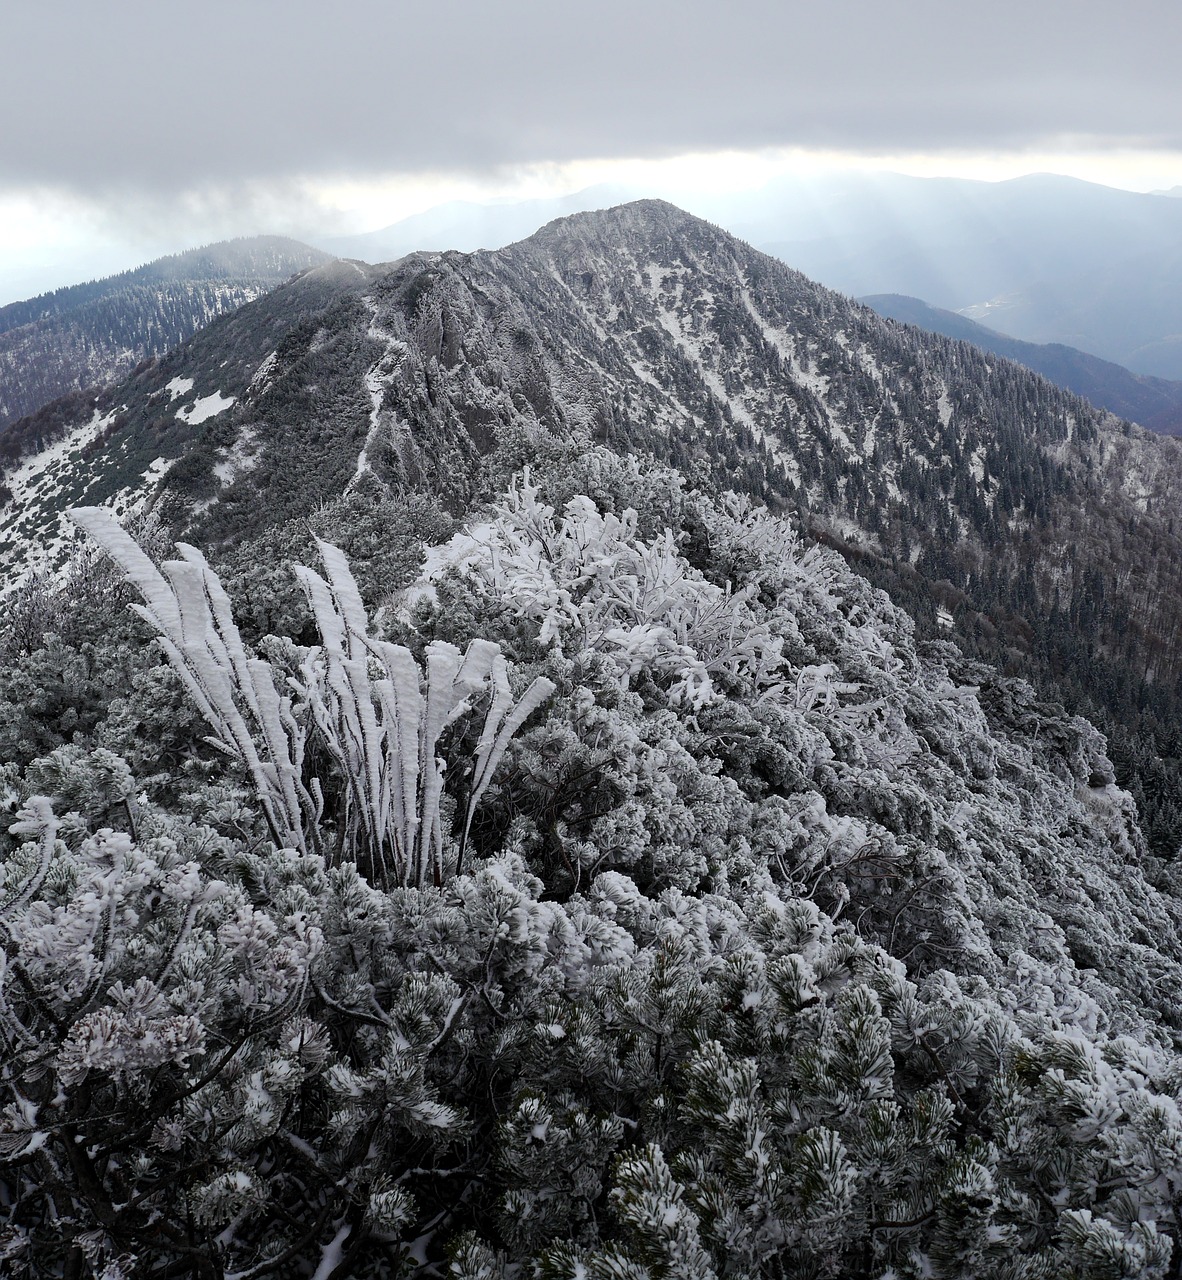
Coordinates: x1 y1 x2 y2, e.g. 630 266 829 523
411 471 784 708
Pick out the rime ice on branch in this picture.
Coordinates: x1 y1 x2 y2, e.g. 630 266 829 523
68 507 554 885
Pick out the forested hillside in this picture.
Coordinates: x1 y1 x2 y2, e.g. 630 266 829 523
0 237 332 428
862 292 1182 436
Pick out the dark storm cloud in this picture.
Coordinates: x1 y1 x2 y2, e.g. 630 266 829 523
4 0 1178 191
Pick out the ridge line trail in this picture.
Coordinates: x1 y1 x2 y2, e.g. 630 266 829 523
353 295 404 485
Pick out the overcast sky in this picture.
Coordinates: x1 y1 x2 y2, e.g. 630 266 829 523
2 0 1179 302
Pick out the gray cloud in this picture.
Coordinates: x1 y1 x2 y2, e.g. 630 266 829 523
5 0 1180 192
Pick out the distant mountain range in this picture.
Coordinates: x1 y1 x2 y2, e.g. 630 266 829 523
861 293 1182 436
722 172 1182 380
320 174 1182 380
0 236 331 428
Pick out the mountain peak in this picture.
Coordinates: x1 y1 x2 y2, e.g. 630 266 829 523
527 198 715 244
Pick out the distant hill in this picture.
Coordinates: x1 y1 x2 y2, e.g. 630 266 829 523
730 172 1182 379
0 236 332 428
861 292 1182 435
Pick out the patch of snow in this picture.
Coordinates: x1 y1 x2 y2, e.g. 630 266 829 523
627 359 663 391
165 376 194 402
861 349 884 386
142 456 171 486
816 511 874 547
177 391 235 425
739 288 831 396
106 456 172 520
862 408 882 460
308 1224 353 1280
937 387 953 427
548 265 614 344
639 264 770 442
395 525 494 616
772 448 802 485
736 285 857 470
827 419 854 454
351 297 409 487
0 405 164 591
214 426 260 486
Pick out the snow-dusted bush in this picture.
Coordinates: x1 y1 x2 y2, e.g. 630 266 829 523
5 773 1180 1278
412 471 785 708
0 789 333 1274
1 469 1179 1277
68 508 319 854
286 538 553 885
